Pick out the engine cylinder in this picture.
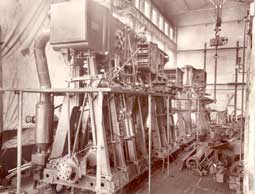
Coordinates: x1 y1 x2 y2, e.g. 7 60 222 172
35 101 53 151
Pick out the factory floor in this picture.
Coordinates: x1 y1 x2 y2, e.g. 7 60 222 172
135 159 233 194
0 168 232 194
0 153 233 194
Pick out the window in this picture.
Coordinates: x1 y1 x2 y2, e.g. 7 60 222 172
173 28 177 42
133 0 176 42
169 27 174 40
144 0 151 18
152 8 158 25
140 0 145 13
135 0 140 9
159 15 163 31
164 22 169 36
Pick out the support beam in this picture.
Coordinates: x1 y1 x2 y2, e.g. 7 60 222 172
17 91 23 194
168 4 249 17
166 97 170 176
203 43 207 71
177 46 245 53
240 15 248 162
234 41 240 120
148 95 152 194
66 93 71 155
244 3 255 193
0 26 3 148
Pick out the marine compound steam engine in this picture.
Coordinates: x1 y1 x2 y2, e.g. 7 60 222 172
31 0 178 193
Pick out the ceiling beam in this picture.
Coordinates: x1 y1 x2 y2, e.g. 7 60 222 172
167 4 249 16
177 18 243 27
228 0 253 3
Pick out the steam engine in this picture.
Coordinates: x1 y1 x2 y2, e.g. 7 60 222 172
31 0 176 193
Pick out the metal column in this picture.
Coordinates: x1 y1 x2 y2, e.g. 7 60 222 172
214 44 218 102
109 94 126 168
17 91 23 194
203 43 207 71
0 26 3 148
138 97 147 156
234 41 240 120
148 95 152 194
166 97 170 176
240 16 248 162
66 93 71 155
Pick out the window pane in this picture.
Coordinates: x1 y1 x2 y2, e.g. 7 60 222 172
169 27 173 40
152 8 158 25
173 28 177 42
159 15 164 31
135 0 139 9
144 1 151 18
139 0 145 13
164 22 169 36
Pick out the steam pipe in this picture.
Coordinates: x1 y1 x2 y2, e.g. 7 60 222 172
33 29 53 152
34 29 51 90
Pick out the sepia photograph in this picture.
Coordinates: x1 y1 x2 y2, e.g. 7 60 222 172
0 0 253 193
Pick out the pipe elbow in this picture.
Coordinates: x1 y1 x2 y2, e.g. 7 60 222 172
34 30 50 50
34 29 51 89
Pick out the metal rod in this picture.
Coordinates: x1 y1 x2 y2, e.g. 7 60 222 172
0 26 2 149
72 93 87 153
207 83 246 86
17 91 23 194
88 93 97 145
203 43 207 71
177 46 245 52
96 92 103 194
111 48 140 79
166 97 170 176
148 95 152 194
138 97 147 155
240 16 248 162
196 94 200 143
214 44 218 102
66 93 71 155
122 94 132 137
234 41 240 120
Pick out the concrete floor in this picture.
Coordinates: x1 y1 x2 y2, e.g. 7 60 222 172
0 156 234 194
135 161 233 194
